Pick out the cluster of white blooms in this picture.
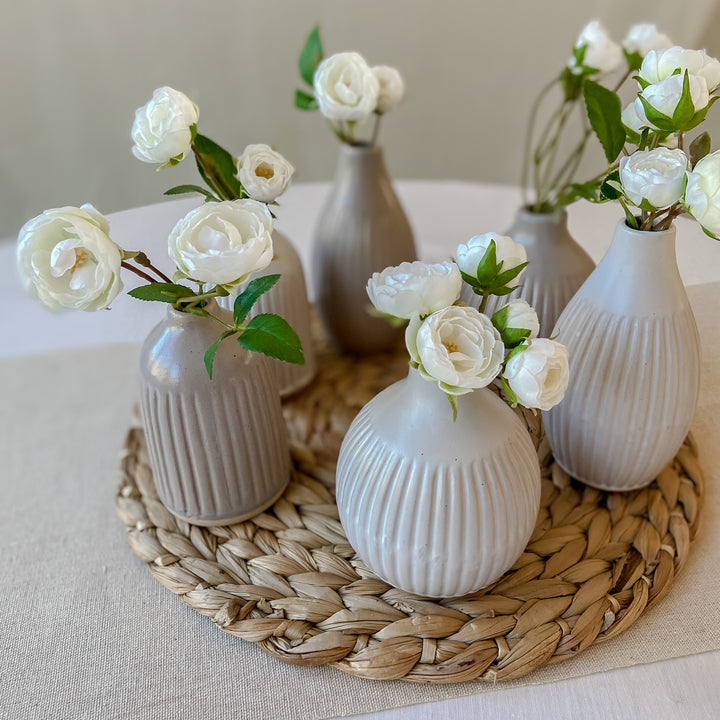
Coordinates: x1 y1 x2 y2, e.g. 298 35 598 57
366 236 569 413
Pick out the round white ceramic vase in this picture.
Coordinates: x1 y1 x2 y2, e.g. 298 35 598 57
336 369 541 598
543 220 701 491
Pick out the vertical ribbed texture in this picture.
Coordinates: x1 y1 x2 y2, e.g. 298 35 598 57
336 375 541 598
543 221 701 491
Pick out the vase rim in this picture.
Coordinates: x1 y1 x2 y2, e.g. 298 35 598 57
339 142 382 155
615 217 676 239
518 205 568 221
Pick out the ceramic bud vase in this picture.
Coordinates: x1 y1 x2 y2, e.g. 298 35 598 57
543 220 701 491
313 144 417 354
336 369 541 598
460 208 595 335
138 301 290 526
218 230 317 397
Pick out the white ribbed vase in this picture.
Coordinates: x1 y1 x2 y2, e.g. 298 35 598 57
139 302 290 526
218 230 316 397
336 369 541 598
460 208 595 336
543 220 701 491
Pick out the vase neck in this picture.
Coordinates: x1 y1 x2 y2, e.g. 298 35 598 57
334 144 389 186
604 220 677 274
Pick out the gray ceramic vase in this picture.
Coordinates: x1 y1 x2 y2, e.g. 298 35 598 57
312 144 417 354
460 208 595 336
138 301 290 526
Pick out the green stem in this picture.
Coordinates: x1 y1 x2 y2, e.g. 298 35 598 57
535 100 573 208
522 77 559 206
191 144 235 200
370 113 382 146
478 291 490 314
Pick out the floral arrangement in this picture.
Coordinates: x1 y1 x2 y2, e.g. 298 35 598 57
294 26 405 145
367 236 570 419
16 86 304 377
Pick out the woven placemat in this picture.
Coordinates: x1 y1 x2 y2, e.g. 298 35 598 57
115 336 704 684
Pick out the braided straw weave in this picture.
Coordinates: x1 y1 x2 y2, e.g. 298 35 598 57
116 336 704 683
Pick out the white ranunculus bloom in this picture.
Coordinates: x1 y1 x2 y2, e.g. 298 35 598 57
456 233 527 288
313 52 379 122
635 72 710 127
367 261 461 319
236 144 295 203
495 299 540 340
168 199 274 287
619 148 688 210
621 102 648 134
406 305 505 392
639 46 720 92
16 204 122 312
372 65 405 114
622 24 672 57
686 150 720 236
131 86 199 165
503 339 569 411
569 20 623 75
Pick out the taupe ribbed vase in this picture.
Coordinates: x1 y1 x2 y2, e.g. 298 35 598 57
138 302 290 526
313 144 417 354
460 208 595 336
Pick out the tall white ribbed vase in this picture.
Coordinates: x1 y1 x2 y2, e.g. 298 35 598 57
139 301 290 526
336 369 541 598
543 220 701 491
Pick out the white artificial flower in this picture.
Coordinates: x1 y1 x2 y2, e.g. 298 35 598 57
367 261 461 319
622 24 672 57
639 46 720 92
313 52 379 122
685 150 720 236
569 20 623 75
495 299 540 341
168 199 274 287
634 72 710 127
456 233 527 289
236 144 295 203
619 148 688 210
621 102 647 133
372 65 405 114
406 305 504 393
16 204 122 312
503 338 569 411
131 86 199 165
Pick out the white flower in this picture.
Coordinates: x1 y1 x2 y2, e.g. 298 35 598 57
236 144 294 203
456 233 527 289
372 65 404 114
367 261 461 319
635 72 710 127
569 21 623 75
494 299 539 341
619 148 688 210
131 86 199 166
622 102 647 134
406 306 504 393
168 199 274 287
16 204 122 312
639 46 720 92
313 52 379 122
503 339 569 411
685 150 720 236
622 24 672 57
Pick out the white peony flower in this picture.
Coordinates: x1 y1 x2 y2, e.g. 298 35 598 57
168 199 274 287
367 261 461 319
456 233 527 289
639 46 720 92
569 21 623 75
131 86 199 166
313 52 379 122
685 150 720 236
236 144 295 203
503 339 569 411
16 204 122 312
635 72 710 127
406 305 505 393
622 24 672 57
372 65 405 114
493 299 540 342
619 148 688 210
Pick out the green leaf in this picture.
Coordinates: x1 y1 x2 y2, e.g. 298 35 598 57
238 313 305 365
500 375 518 408
298 26 323 86
204 330 236 379
233 274 281 326
193 133 243 201
294 89 318 111
557 178 603 205
501 327 532 347
624 49 643 71
600 170 623 200
493 262 528 290
444 392 459 423
491 304 509 333
128 283 196 304
637 96 676 133
701 225 720 241
584 80 626 163
164 184 218 202
690 132 712 167
560 66 584 101
672 71 697 129
474 241 501 285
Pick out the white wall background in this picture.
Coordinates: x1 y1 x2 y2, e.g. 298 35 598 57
1 0 719 239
